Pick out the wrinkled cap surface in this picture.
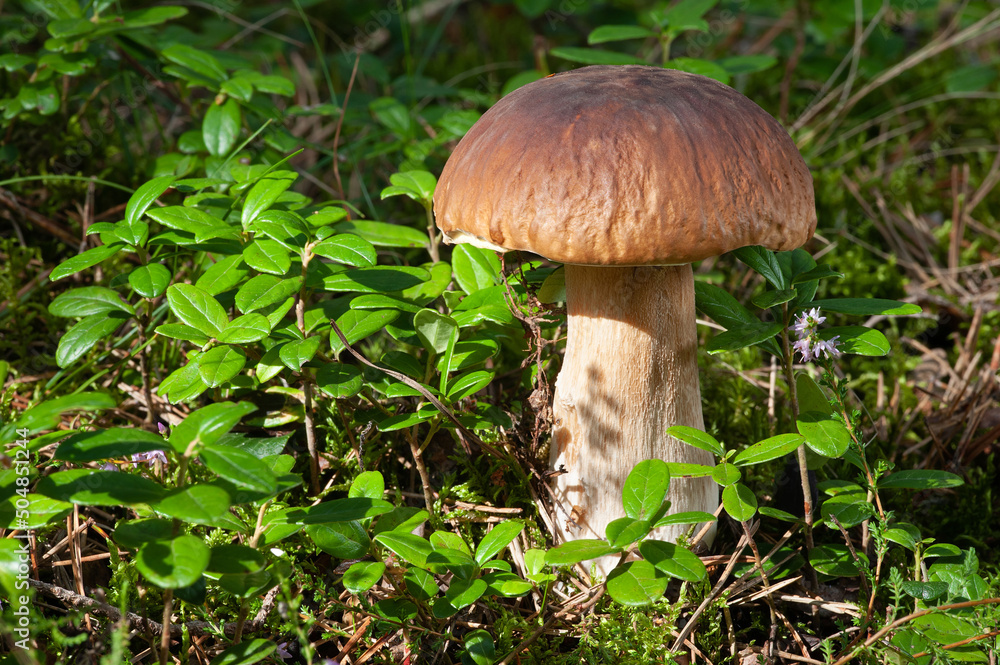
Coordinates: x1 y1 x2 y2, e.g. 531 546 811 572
433 65 816 266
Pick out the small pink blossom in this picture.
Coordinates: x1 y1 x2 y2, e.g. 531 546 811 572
131 450 168 467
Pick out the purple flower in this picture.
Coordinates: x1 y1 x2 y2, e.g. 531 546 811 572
276 642 292 660
157 422 169 436
791 307 842 362
99 462 119 472
131 450 168 468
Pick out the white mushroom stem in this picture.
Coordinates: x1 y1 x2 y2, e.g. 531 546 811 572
549 264 718 573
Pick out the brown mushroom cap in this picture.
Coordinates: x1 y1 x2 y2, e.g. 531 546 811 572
434 65 816 266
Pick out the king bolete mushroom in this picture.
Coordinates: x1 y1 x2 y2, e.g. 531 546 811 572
433 65 816 569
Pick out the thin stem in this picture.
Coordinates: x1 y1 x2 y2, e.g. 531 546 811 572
425 203 439 263
407 426 436 515
158 589 173 665
782 303 818 590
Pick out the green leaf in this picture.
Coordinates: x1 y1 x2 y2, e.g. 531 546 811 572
901 581 949 601
732 246 786 290
208 544 265 575
370 97 411 137
797 411 851 458
718 54 777 74
349 471 385 501
666 426 724 457
146 205 227 235
161 44 226 82
808 299 921 316
722 483 757 521
792 265 844 284
733 434 805 466
606 560 667 607
414 309 459 355
135 535 210 589
751 289 797 310
167 283 228 336
622 459 670 520
545 539 620 566
329 309 400 354
661 0 718 32
821 326 890 357
475 520 524 566
276 498 395 525
217 313 271 344
462 630 497 665
36 469 166 506
312 234 377 267
49 286 134 317
203 99 241 157
235 275 302 313
447 370 494 401
50 243 125 282
53 428 166 462
209 639 275 665
796 373 834 415
652 511 717 529
280 337 321 370
811 543 867 577
154 484 232 525
320 266 428 293
155 324 211 344
706 320 784 354
452 244 500 294
169 401 256 454
877 470 964 490
883 523 921 550
306 522 370 558
588 24 656 44
483 570 532 598
114 518 174 549
242 175 294 229
243 239 291 275
711 462 741 486
375 532 435 569
332 220 429 248
120 6 188 28
380 170 437 204
56 312 129 368
201 447 278 495
550 46 646 66
126 176 175 229
196 345 246 388
639 539 707 581
128 264 172 298
316 363 363 399
605 517 652 548
820 494 875 529
343 561 385 593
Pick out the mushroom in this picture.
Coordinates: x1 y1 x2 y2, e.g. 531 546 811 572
433 66 816 571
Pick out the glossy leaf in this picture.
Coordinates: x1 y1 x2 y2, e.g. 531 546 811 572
343 561 385 593
280 337 321 370
475 520 524 566
329 309 399 354
332 220 429 248
49 286 134 317
588 24 656 43
306 521 370 559
35 469 166 506
622 459 670 520
154 484 232 524
135 534 210 589
877 470 964 490
169 401 256 454
53 428 166 462
243 239 291 275
550 46 646 65
56 312 129 367
235 275 302 313
414 309 458 355
203 98 241 157
147 205 227 235
217 313 271 344
606 560 668 607
316 363 363 398
732 434 805 466
126 175 175 228
545 539 619 566
820 326 890 357
128 264 172 298
50 243 125 282
196 345 246 387
452 244 500 294
349 471 385 501
241 175 294 228
808 298 921 316
167 283 228 336
201 446 279 495
733 246 786 290
722 483 757 521
312 234 377 267
797 411 851 458
666 426 724 457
